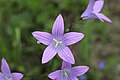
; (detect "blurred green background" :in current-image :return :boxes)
[0,0,120,80]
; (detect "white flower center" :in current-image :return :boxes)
[53,38,62,48]
[62,69,70,78]
[5,75,12,80]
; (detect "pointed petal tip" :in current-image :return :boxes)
[2,58,7,64]
[31,31,38,35]
[52,13,64,37]
[12,73,24,80]
[48,73,54,79]
[48,70,61,79]
[82,66,89,73]
[42,57,51,64]
[48,74,51,79]
[42,59,48,64]
[17,73,24,78]
[31,32,36,36]
[108,20,112,23]
[63,32,85,45]
[1,57,11,74]
[72,66,89,76]
[86,66,89,71]
[21,74,24,77]
[58,46,75,64]
[57,13,63,20]
[102,19,112,23]
[2,58,5,62]
[42,45,57,64]
[80,33,85,38]
[58,13,62,17]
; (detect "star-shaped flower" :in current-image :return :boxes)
[48,61,89,80]
[0,58,23,80]
[81,0,112,23]
[32,14,84,64]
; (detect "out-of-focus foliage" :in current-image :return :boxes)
[0,0,120,80]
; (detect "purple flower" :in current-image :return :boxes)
[0,58,23,80]
[81,0,112,23]
[98,60,105,69]
[32,14,84,64]
[48,61,89,80]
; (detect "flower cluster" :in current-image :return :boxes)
[1,0,112,80]
[31,0,111,80]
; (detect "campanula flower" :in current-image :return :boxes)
[48,61,89,80]
[98,60,105,69]
[81,0,112,23]
[0,58,23,80]
[32,14,84,64]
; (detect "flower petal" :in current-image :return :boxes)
[52,14,64,39]
[1,58,11,74]
[72,77,79,80]
[81,0,95,17]
[61,61,71,69]
[58,45,75,64]
[32,31,52,45]
[0,72,4,79]
[82,13,97,20]
[42,45,57,64]
[72,66,89,76]
[12,73,23,80]
[48,70,61,79]
[93,0,104,13]
[63,32,84,46]
[94,13,112,23]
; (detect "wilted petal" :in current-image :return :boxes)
[58,45,75,64]
[61,61,71,69]
[81,0,95,17]
[42,45,57,64]
[52,14,64,39]
[0,72,4,79]
[48,70,61,79]
[63,32,84,46]
[93,0,104,13]
[32,31,52,45]
[1,58,11,74]
[12,73,23,80]
[94,13,112,23]
[72,66,89,76]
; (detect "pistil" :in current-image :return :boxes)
[53,38,62,48]
[62,69,70,78]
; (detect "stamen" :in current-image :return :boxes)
[62,69,70,78]
[5,75,12,80]
[53,38,57,42]
[63,70,68,76]
[53,38,62,48]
